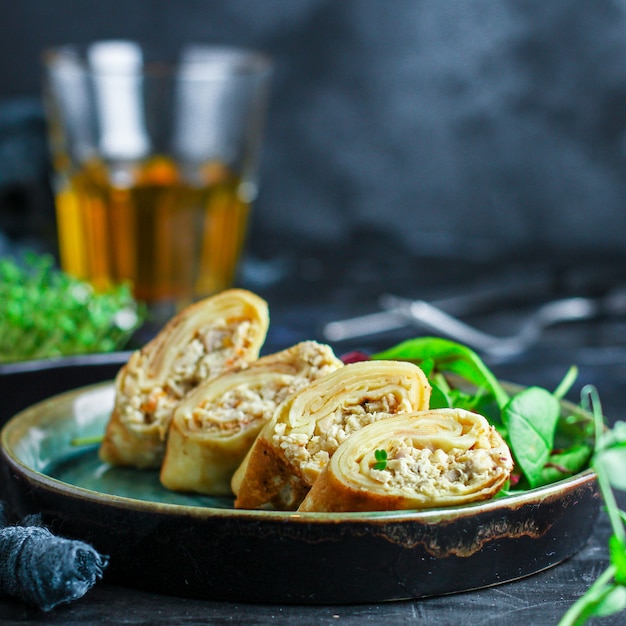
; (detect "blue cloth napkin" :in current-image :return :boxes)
[0,503,108,611]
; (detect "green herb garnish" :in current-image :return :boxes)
[71,435,106,447]
[373,449,388,471]
[0,252,145,363]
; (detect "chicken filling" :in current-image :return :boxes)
[187,377,295,435]
[119,319,253,433]
[183,342,342,435]
[273,391,406,484]
[368,437,506,497]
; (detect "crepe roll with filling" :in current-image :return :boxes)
[298,408,513,512]
[99,289,269,469]
[160,341,344,495]
[232,360,431,510]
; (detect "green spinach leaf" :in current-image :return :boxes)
[373,336,510,409]
[538,443,593,487]
[503,386,560,488]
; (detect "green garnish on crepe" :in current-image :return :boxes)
[372,449,388,471]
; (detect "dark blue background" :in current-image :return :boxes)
[1,0,625,261]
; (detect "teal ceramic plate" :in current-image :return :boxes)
[0,381,600,604]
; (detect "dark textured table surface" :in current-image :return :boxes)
[1,239,626,625]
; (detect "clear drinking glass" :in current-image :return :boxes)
[43,41,272,324]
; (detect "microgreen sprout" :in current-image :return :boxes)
[373,449,388,471]
[71,435,106,447]
[0,252,145,363]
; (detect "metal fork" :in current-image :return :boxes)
[323,290,626,357]
[380,294,600,357]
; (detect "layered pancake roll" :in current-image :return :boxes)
[232,360,431,510]
[160,341,344,495]
[99,289,269,469]
[298,408,513,513]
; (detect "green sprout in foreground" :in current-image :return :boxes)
[559,386,626,625]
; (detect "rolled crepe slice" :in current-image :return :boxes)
[99,289,269,468]
[298,408,513,513]
[160,341,344,495]
[232,360,431,510]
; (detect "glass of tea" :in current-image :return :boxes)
[42,41,272,326]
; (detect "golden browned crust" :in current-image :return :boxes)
[298,464,409,512]
[232,436,308,509]
[161,418,262,496]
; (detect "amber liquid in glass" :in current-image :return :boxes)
[55,156,250,305]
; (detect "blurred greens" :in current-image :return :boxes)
[0,252,145,363]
